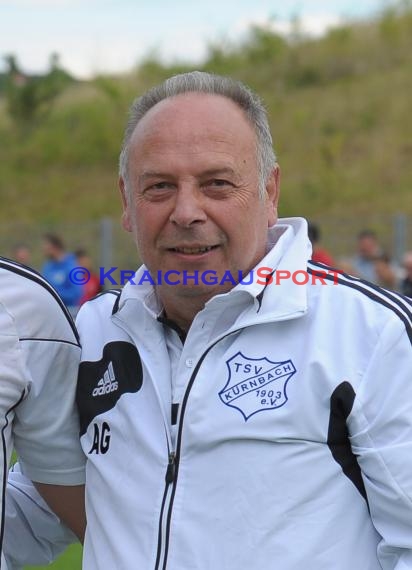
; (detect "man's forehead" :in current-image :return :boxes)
[144,91,242,117]
[130,92,252,143]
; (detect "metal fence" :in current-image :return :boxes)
[0,218,138,288]
[1,213,411,288]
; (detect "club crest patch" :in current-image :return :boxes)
[219,352,296,421]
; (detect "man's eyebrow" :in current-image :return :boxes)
[198,167,238,179]
[138,167,238,184]
[138,171,170,184]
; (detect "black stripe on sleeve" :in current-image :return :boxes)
[112,291,121,315]
[327,382,368,503]
[307,263,412,345]
[19,337,81,348]
[309,259,412,310]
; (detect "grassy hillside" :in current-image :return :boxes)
[1,3,412,226]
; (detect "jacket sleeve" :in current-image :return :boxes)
[12,306,85,486]
[348,314,412,569]
[3,464,78,569]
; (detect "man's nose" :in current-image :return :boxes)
[169,185,207,227]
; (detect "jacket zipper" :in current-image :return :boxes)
[154,447,175,569]
[155,331,238,570]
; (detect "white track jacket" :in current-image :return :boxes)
[74,218,412,570]
[6,219,411,569]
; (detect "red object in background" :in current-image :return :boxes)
[80,272,102,305]
[312,248,335,266]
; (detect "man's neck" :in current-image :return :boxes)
[160,298,204,332]
[157,289,216,332]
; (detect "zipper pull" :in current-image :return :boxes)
[165,452,176,484]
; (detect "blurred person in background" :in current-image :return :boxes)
[75,248,102,304]
[12,243,32,267]
[351,229,396,289]
[400,252,412,297]
[307,221,335,266]
[42,233,82,315]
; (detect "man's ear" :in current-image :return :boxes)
[119,177,132,233]
[265,165,281,227]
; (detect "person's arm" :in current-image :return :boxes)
[374,257,397,289]
[13,336,87,540]
[11,282,87,547]
[348,312,412,568]
[33,482,86,542]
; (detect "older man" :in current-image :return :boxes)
[6,72,412,569]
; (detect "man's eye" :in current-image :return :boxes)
[148,182,172,191]
[142,181,175,200]
[208,179,231,187]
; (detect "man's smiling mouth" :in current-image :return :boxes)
[169,245,219,254]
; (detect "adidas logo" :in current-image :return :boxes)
[92,361,119,397]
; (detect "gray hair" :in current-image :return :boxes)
[119,71,277,198]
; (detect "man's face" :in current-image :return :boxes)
[403,255,412,279]
[43,240,58,261]
[120,93,279,309]
[358,236,378,259]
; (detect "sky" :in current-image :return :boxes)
[0,0,397,79]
